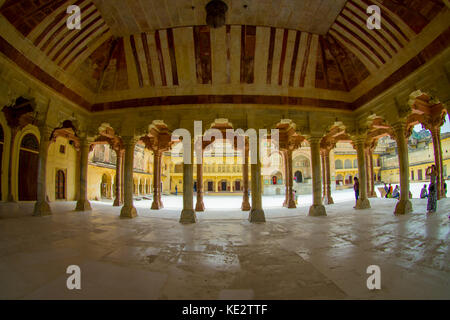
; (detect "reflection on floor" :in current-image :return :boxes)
[0,197,448,300]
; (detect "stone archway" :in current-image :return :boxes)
[101,174,111,198]
[55,169,66,200]
[18,133,39,201]
[294,170,303,183]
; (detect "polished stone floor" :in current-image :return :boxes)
[0,197,449,300]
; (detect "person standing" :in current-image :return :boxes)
[175,185,178,196]
[353,177,359,208]
[383,183,389,198]
[426,165,438,213]
[386,183,393,198]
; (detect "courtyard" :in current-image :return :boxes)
[0,192,448,300]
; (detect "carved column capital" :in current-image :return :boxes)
[38,125,54,142]
[351,135,366,149]
[307,136,322,145]
[121,135,139,147]
[391,120,409,141]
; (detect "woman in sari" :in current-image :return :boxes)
[426,165,438,213]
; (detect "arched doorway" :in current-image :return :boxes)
[0,125,3,200]
[19,133,39,201]
[271,171,282,185]
[345,174,353,185]
[234,180,241,191]
[294,170,303,183]
[219,180,228,192]
[55,170,66,200]
[101,174,110,198]
[293,155,311,181]
[207,181,214,192]
[344,159,352,169]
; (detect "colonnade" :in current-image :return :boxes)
[2,117,445,221]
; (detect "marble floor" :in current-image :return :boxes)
[0,197,449,300]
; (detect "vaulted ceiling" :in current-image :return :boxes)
[92,0,348,36]
[0,0,448,112]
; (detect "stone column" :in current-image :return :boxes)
[6,127,18,202]
[393,122,412,215]
[151,150,163,209]
[368,149,377,198]
[323,149,334,205]
[195,151,205,211]
[75,137,92,211]
[180,139,196,223]
[354,138,371,209]
[308,137,326,216]
[364,149,371,197]
[321,152,326,198]
[241,141,251,211]
[430,127,445,199]
[249,135,265,222]
[282,150,289,207]
[120,154,125,202]
[120,136,137,218]
[113,149,123,206]
[33,126,52,216]
[287,149,296,208]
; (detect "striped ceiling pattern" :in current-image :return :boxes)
[0,0,446,97]
[91,0,347,36]
[0,0,111,70]
[77,24,373,93]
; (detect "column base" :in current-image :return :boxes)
[151,200,163,210]
[323,196,334,205]
[3,201,19,210]
[368,191,377,198]
[120,205,137,218]
[179,209,197,224]
[7,194,16,203]
[355,198,371,210]
[195,200,205,212]
[394,199,412,215]
[112,198,122,207]
[248,208,266,223]
[33,201,52,216]
[308,204,327,217]
[241,200,251,211]
[75,200,92,211]
[287,199,296,209]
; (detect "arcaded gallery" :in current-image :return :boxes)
[0,0,449,301]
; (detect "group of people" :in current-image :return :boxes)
[353,164,445,214]
[382,183,401,199]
